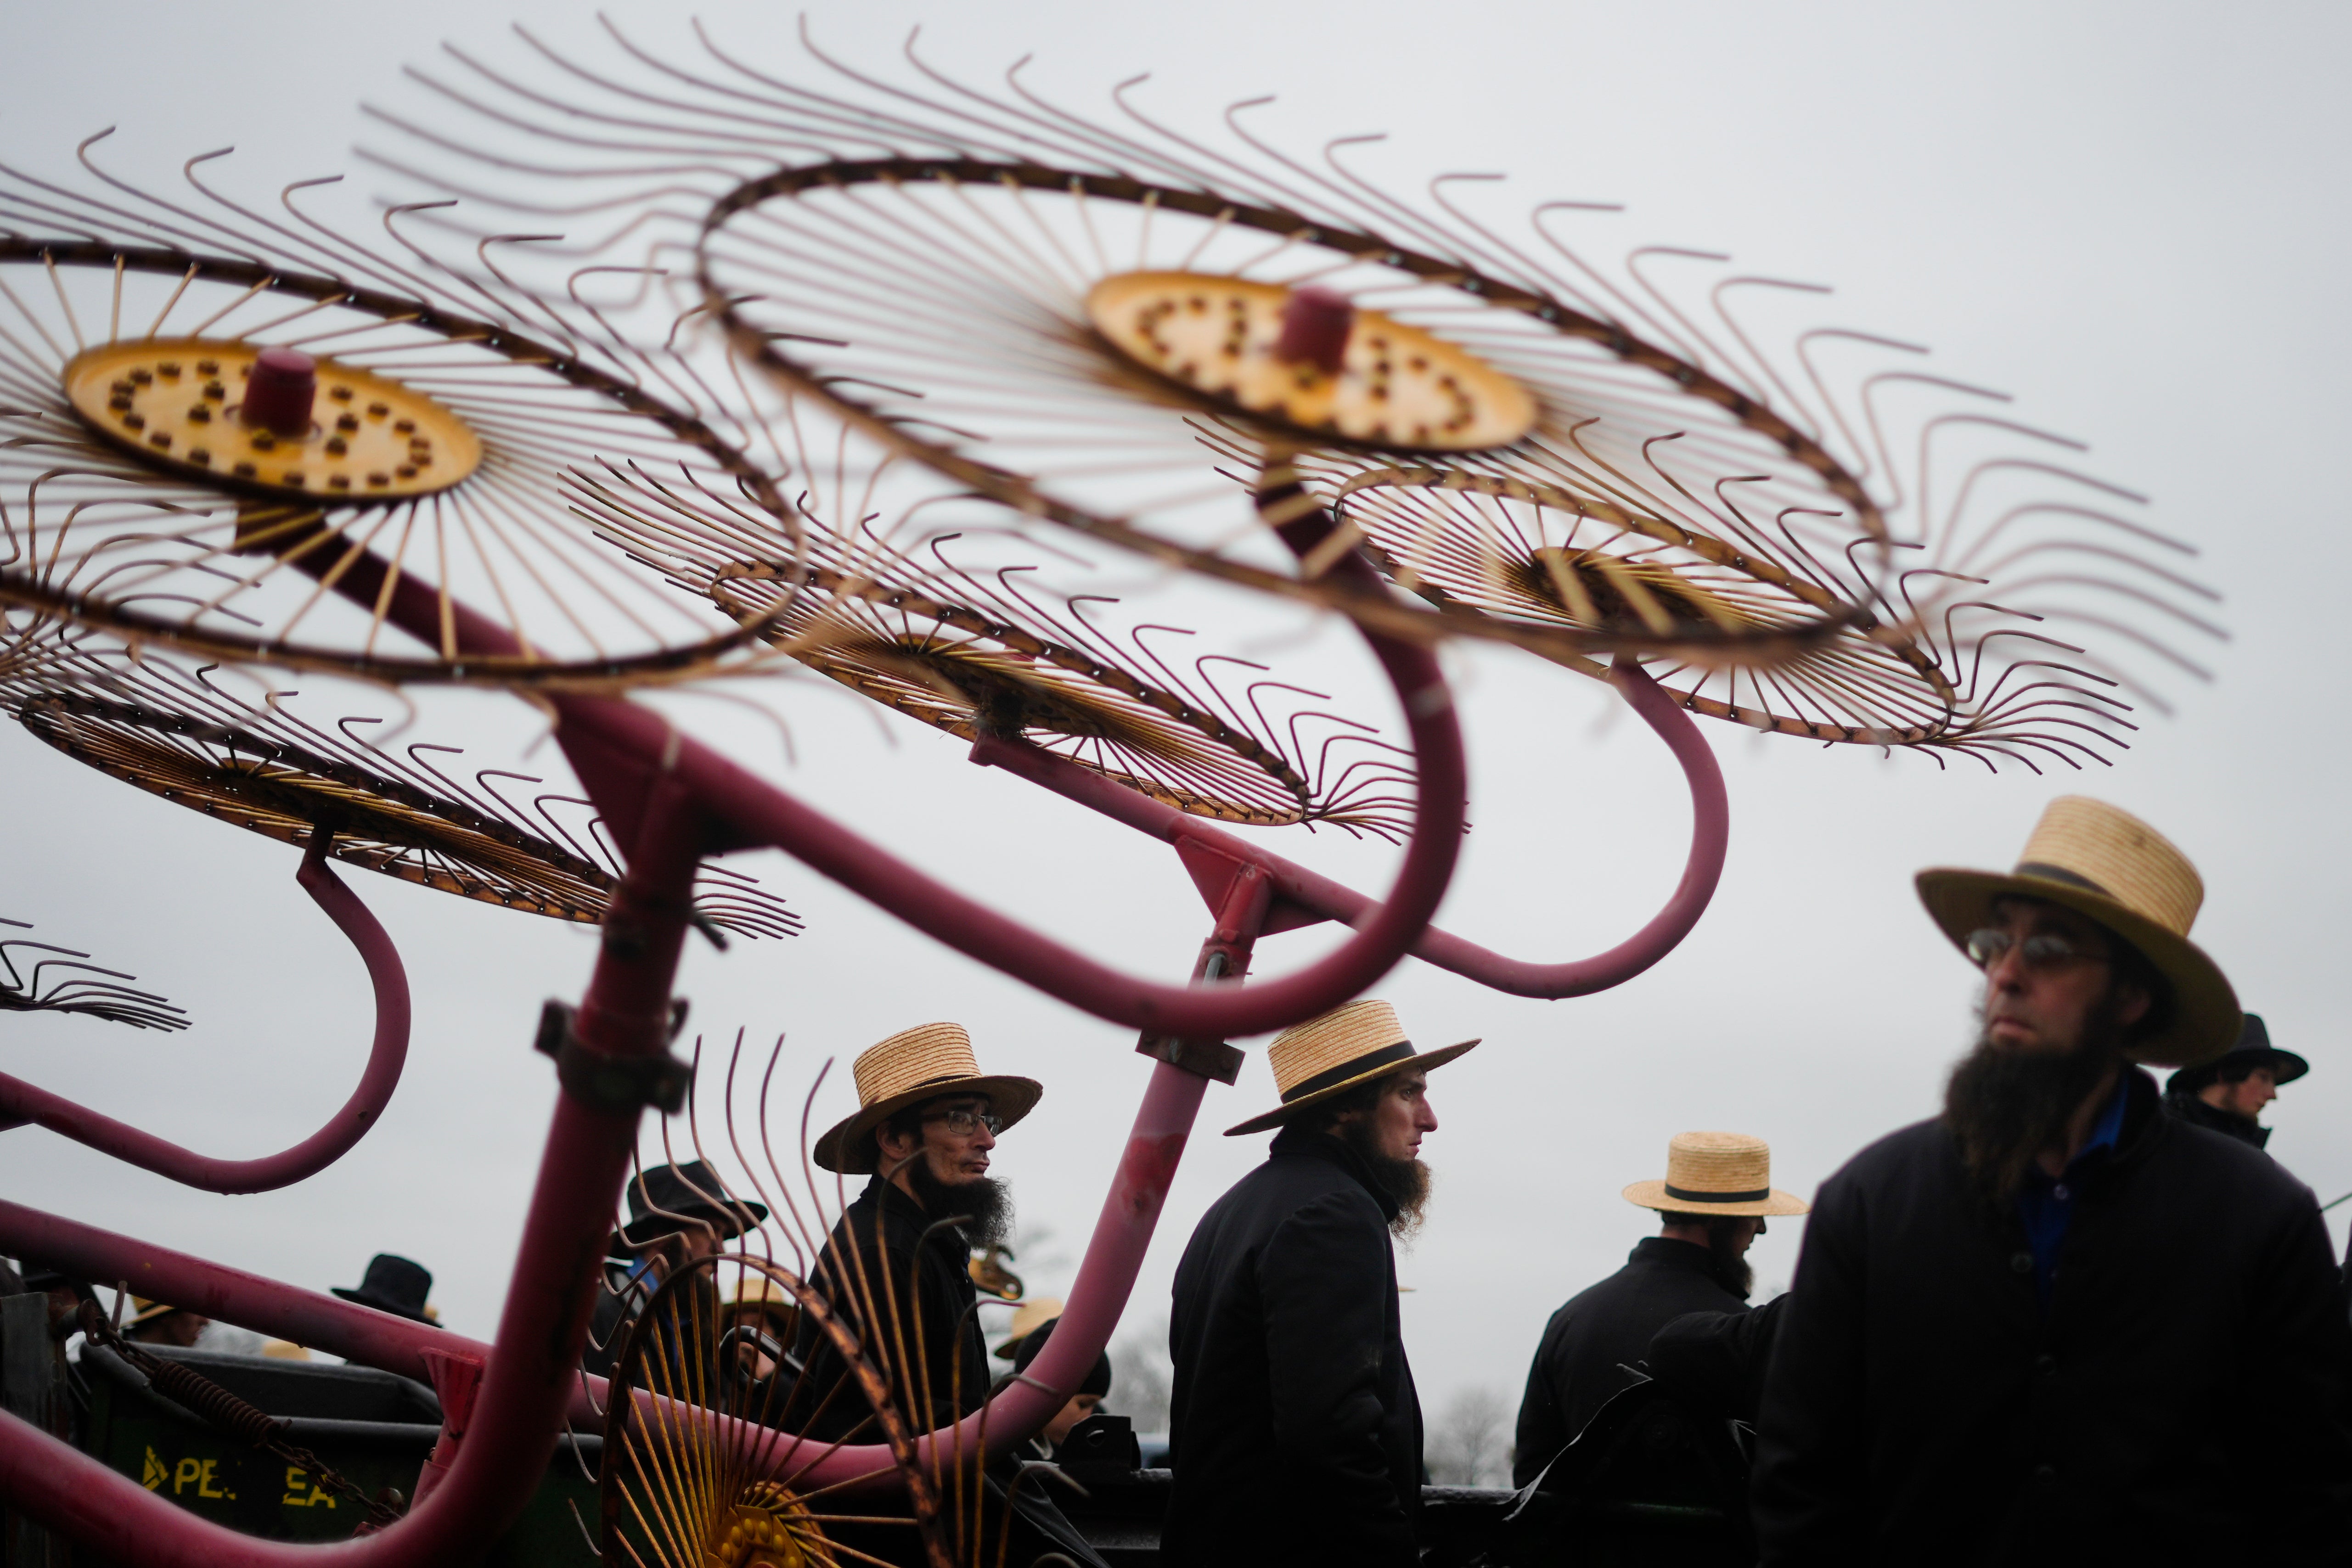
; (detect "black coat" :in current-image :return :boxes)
[1512,1236,1749,1486]
[1645,1292,1787,1426]
[1752,1068,2352,1566]
[2164,1089,2270,1150]
[1165,1125,1422,1568]
[791,1175,989,1442]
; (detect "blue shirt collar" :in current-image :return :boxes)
[2080,1072,2129,1163]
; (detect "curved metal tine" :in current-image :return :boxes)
[720,1033,807,1277]
[1708,275,1837,437]
[670,1051,783,1280]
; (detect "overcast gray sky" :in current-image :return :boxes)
[6,0,2350,1433]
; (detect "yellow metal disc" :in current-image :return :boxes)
[62,338,482,502]
[1085,271,1536,451]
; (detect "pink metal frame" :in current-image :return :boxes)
[0,493,1730,1556]
[0,835,411,1192]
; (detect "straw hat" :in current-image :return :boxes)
[1224,1000,1477,1137]
[991,1295,1065,1361]
[1623,1131,1808,1218]
[1915,796,2240,1067]
[125,1296,190,1331]
[813,1023,1043,1174]
[727,1275,802,1332]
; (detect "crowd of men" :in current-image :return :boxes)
[592,793,2352,1565]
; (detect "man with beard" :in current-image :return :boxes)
[792,1023,1037,1443]
[1510,1131,1806,1485]
[2163,1013,2308,1152]
[1753,797,2352,1563]
[1164,999,1471,1568]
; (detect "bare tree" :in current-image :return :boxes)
[1425,1385,1513,1488]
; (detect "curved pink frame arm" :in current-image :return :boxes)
[0,1056,1210,1501]
[315,546,1474,1038]
[0,841,412,1192]
[550,682,1462,1035]
[0,779,716,1567]
[0,1199,463,1382]
[975,655,1730,998]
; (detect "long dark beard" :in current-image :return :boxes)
[904,1154,1015,1248]
[1708,1225,1755,1298]
[1944,992,2127,1203]
[1337,1119,1432,1240]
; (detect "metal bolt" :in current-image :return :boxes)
[242,346,318,438]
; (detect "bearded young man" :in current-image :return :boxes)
[793,1023,1038,1442]
[1752,798,2352,1565]
[1163,1000,1470,1568]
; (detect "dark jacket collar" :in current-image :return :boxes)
[1270,1123,1403,1222]
[2104,1066,2170,1170]
[856,1173,971,1249]
[2163,1089,2270,1150]
[1628,1235,1749,1299]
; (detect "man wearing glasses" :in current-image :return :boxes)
[795,1023,1042,1441]
[1752,798,2352,1561]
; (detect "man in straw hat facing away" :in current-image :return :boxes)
[1163,999,1472,1568]
[792,1022,1041,1442]
[1753,797,2352,1562]
[1511,1131,1805,1485]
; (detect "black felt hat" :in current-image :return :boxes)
[613,1161,768,1249]
[330,1254,437,1324]
[2165,1013,2308,1097]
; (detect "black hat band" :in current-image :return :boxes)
[1663,1183,1773,1204]
[2013,862,2109,896]
[1281,1040,1417,1103]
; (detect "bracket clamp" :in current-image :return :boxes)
[1135,1032,1244,1085]
[535,1000,692,1115]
